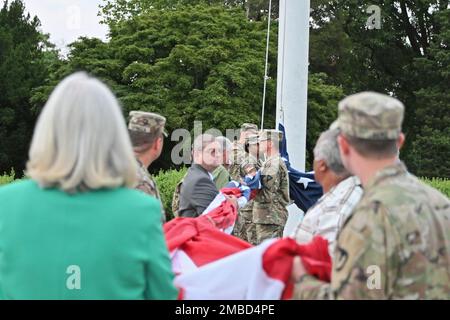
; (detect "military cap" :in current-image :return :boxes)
[246,134,259,145]
[241,123,258,133]
[334,92,404,140]
[128,111,168,137]
[258,129,283,142]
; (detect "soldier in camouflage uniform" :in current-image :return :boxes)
[252,130,290,245]
[228,123,258,182]
[292,92,450,299]
[171,171,188,217]
[235,134,261,244]
[128,111,168,223]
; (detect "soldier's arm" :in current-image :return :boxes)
[292,275,333,300]
[328,202,400,299]
[293,202,399,300]
[240,155,257,177]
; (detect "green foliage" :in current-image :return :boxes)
[32,3,347,172]
[0,0,59,173]
[309,0,450,178]
[99,0,278,26]
[404,8,450,178]
[422,178,450,199]
[404,127,450,179]
[32,4,280,170]
[0,169,16,186]
[5,0,448,179]
[154,167,188,220]
[306,73,345,169]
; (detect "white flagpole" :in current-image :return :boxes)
[276,0,310,172]
[276,0,311,236]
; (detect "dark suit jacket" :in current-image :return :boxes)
[178,164,219,217]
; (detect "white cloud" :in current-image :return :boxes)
[20,0,109,52]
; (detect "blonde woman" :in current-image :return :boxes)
[0,72,178,300]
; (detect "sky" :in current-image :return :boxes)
[20,0,109,53]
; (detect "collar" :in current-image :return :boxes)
[365,161,408,191]
[265,153,281,163]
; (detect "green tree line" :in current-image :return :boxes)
[0,0,448,177]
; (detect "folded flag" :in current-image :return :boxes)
[222,181,251,208]
[175,236,332,300]
[164,186,251,275]
[164,216,252,275]
[223,181,248,194]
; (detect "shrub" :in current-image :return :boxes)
[421,178,450,199]
[0,169,16,186]
[154,167,188,221]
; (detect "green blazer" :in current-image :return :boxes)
[0,180,178,300]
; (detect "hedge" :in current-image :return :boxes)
[154,167,188,221]
[420,178,450,200]
[0,169,16,186]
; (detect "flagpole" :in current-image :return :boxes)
[276,0,311,237]
[276,0,310,172]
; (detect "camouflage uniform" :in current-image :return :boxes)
[253,130,290,245]
[171,172,188,217]
[128,111,168,223]
[136,159,166,223]
[229,142,246,182]
[228,123,258,181]
[234,134,261,244]
[293,92,450,300]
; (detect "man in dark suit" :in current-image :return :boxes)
[179,134,237,217]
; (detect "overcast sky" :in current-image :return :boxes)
[20,0,109,53]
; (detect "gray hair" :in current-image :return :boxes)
[313,129,349,177]
[26,72,137,192]
[215,136,233,153]
[193,133,217,152]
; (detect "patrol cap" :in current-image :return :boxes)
[128,111,168,137]
[241,123,258,133]
[258,129,283,143]
[334,92,404,140]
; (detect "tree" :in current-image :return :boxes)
[99,0,278,26]
[33,3,344,172]
[309,0,450,177]
[0,0,58,174]
[33,4,279,171]
[305,73,344,169]
[404,8,450,177]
